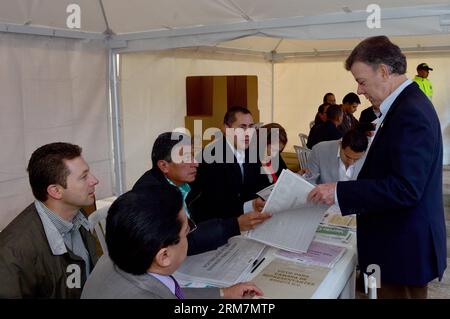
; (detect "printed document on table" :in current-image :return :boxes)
[275,241,346,268]
[174,237,266,287]
[247,169,327,253]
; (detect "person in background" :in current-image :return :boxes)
[323,92,336,105]
[258,123,288,187]
[132,132,270,256]
[413,63,434,100]
[0,142,99,298]
[81,189,263,299]
[338,92,361,135]
[306,129,368,184]
[308,36,446,299]
[190,106,269,223]
[306,104,343,149]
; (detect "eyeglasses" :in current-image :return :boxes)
[187,217,197,234]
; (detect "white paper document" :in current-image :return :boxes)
[247,169,327,253]
[256,184,275,201]
[174,237,266,287]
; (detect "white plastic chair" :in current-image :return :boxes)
[88,205,110,255]
[298,133,308,148]
[293,145,311,171]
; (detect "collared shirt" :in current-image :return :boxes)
[337,146,355,182]
[225,138,245,178]
[335,79,413,207]
[35,200,91,275]
[224,138,254,213]
[165,177,192,218]
[147,272,175,296]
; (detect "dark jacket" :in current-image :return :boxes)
[306,121,343,149]
[0,204,98,298]
[189,138,262,222]
[359,106,378,124]
[338,112,359,135]
[337,82,447,285]
[132,168,240,256]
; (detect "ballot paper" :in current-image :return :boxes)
[174,237,266,287]
[250,257,330,299]
[256,183,275,201]
[314,225,353,245]
[247,169,327,253]
[275,241,346,268]
[321,204,356,230]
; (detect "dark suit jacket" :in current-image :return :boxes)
[190,138,262,223]
[337,82,447,285]
[338,112,359,135]
[132,168,240,256]
[359,106,378,124]
[306,121,343,149]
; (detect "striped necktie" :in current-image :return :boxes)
[171,275,185,299]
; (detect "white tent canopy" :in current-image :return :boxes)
[1,0,450,54]
[1,0,450,230]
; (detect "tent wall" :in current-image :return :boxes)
[275,55,450,165]
[0,33,113,231]
[120,52,272,190]
[120,50,449,192]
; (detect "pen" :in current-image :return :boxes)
[250,257,265,273]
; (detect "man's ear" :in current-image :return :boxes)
[157,160,170,174]
[154,247,171,268]
[379,64,391,79]
[47,184,63,200]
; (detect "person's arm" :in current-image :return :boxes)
[306,146,321,184]
[187,217,240,256]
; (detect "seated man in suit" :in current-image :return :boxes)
[190,106,269,223]
[306,129,368,184]
[81,189,263,299]
[0,142,99,298]
[306,104,343,149]
[132,132,270,256]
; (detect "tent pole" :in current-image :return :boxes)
[109,49,125,195]
[271,58,275,123]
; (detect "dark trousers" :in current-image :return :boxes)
[356,271,428,299]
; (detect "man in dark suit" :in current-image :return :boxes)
[306,104,343,149]
[338,92,360,135]
[132,132,270,256]
[308,36,447,298]
[191,106,269,223]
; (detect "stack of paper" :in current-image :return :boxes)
[247,169,328,253]
[174,237,266,287]
[250,258,330,299]
[321,205,356,230]
[314,225,353,244]
[275,241,346,268]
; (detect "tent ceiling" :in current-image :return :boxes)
[1,0,450,54]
